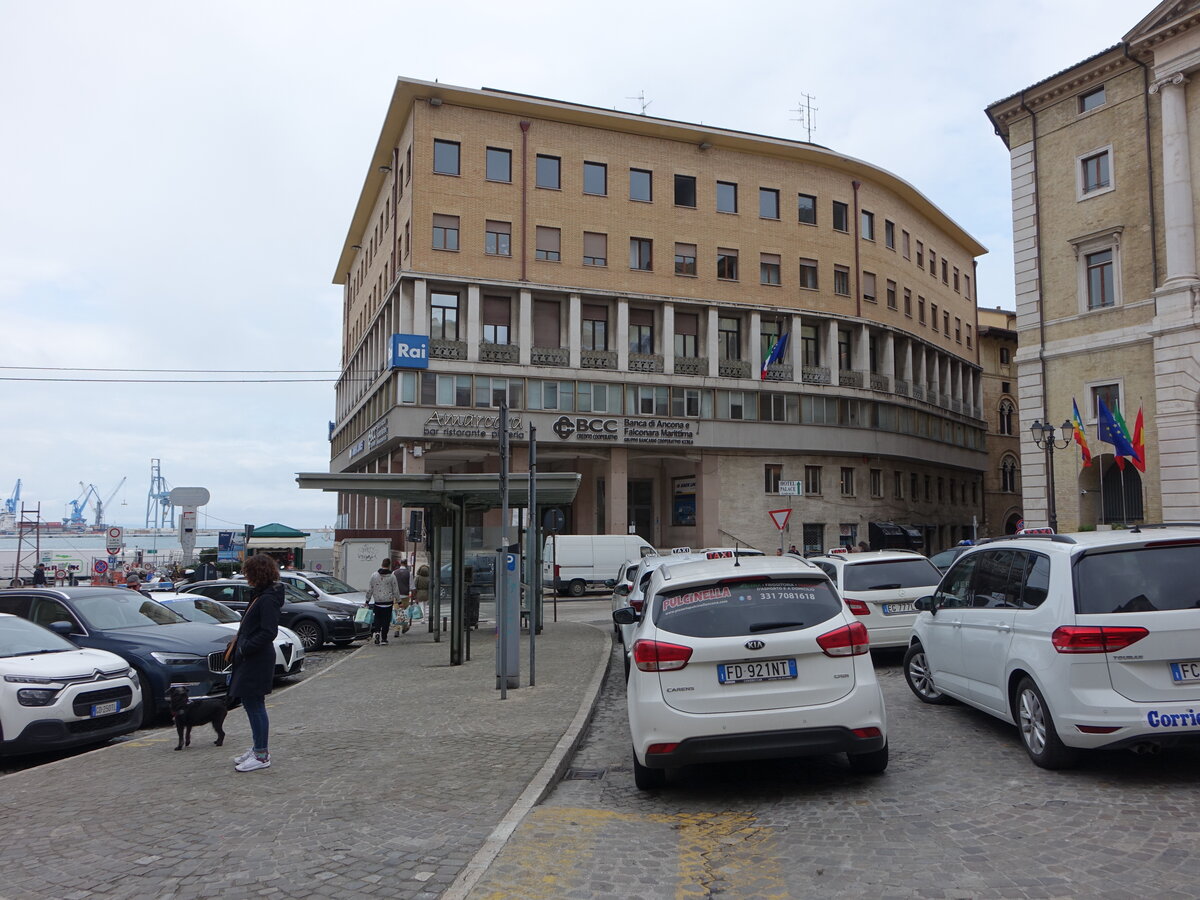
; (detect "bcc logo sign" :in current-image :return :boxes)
[553,415,617,440]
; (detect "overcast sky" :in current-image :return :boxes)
[0,0,1147,529]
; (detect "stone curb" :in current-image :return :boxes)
[441,623,613,900]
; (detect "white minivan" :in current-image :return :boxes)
[543,534,657,596]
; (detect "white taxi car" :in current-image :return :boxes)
[903,527,1200,768]
[0,613,142,756]
[614,554,887,789]
[807,550,942,649]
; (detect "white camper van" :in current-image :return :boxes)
[543,534,657,596]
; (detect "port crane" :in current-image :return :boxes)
[3,480,19,516]
[65,478,127,528]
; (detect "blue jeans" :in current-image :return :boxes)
[242,695,269,753]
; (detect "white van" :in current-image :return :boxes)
[543,534,657,596]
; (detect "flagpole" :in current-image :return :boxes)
[1096,424,1106,526]
[1118,461,1127,527]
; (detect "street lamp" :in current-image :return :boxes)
[1029,418,1073,532]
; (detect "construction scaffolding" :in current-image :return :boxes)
[15,504,41,585]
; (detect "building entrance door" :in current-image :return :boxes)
[628,480,654,543]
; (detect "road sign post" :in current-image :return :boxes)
[769,508,792,556]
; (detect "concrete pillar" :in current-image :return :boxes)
[616,299,629,371]
[882,332,895,387]
[1151,74,1199,286]
[749,311,762,373]
[790,314,804,381]
[662,302,675,375]
[825,321,840,385]
[413,279,428,337]
[853,324,870,374]
[706,307,719,377]
[466,284,481,362]
[568,293,582,368]
[518,288,533,365]
[606,448,628,535]
[902,339,913,385]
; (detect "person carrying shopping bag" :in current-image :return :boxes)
[366,559,402,645]
[391,559,413,637]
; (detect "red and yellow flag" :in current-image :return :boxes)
[1131,406,1146,473]
[1071,399,1092,467]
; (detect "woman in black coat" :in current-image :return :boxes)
[229,553,284,772]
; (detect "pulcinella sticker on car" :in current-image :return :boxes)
[661,586,732,611]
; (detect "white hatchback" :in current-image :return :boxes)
[808,550,943,649]
[0,613,142,756]
[904,527,1200,768]
[614,555,887,789]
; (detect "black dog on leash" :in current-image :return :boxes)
[168,685,227,751]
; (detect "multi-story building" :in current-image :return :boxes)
[331,78,987,554]
[985,2,1200,529]
[977,308,1021,536]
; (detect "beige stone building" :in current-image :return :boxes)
[331,78,987,555]
[977,308,1022,536]
[986,1,1200,531]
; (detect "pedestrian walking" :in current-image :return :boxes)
[32,564,46,586]
[229,553,284,772]
[366,559,402,644]
[401,563,429,637]
[392,559,413,637]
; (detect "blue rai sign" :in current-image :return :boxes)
[391,334,429,369]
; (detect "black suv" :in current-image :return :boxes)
[179,580,371,651]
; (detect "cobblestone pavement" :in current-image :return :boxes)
[471,645,1200,900]
[0,620,610,900]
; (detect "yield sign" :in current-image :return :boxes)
[768,508,792,531]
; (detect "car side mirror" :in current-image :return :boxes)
[612,607,639,626]
[604,579,615,588]
[914,595,935,614]
[615,583,631,596]
[49,621,76,636]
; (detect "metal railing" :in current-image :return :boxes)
[628,353,664,373]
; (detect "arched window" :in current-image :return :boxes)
[1000,456,1018,493]
[998,400,1014,436]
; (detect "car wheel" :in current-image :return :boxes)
[632,747,666,790]
[1016,677,1080,770]
[623,650,631,682]
[847,743,889,774]
[290,619,323,652]
[903,643,952,705]
[567,579,586,597]
[133,669,157,728]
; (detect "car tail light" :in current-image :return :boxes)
[1076,725,1121,734]
[816,621,870,657]
[630,596,645,613]
[1051,625,1149,654]
[632,639,693,672]
[647,742,679,755]
[844,597,870,616]
[554,564,561,580]
[852,727,881,739]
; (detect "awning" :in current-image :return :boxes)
[295,472,581,510]
[247,537,307,549]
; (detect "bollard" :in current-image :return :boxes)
[442,615,449,633]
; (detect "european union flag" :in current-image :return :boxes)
[1097,398,1138,458]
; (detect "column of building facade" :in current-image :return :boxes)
[518,289,533,365]
[465,284,481,361]
[749,311,762,373]
[662,302,675,375]
[568,293,582,368]
[853,324,870,379]
[882,332,895,391]
[607,447,629,535]
[823,320,840,385]
[616,299,630,370]
[900,338,913,393]
[789,313,804,380]
[413,279,428,344]
[928,348,941,400]
[1151,73,1199,285]
[706,308,720,377]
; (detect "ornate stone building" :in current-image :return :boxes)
[986,1,1200,529]
[978,308,1021,536]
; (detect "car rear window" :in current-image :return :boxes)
[842,558,941,592]
[1075,543,1200,614]
[652,578,842,638]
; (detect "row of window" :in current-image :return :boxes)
[428,138,973,297]
[763,463,981,505]
[428,289,974,357]
[402,372,984,449]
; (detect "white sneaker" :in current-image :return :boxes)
[235,753,271,772]
[232,748,254,764]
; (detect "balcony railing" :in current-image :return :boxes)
[894,379,910,397]
[763,363,793,382]
[718,358,751,379]
[951,398,963,414]
[939,393,950,408]
[479,342,519,364]
[912,385,925,401]
[531,346,568,366]
[839,370,863,389]
[674,355,705,376]
[869,373,890,392]
[629,353,664,374]
[581,349,617,369]
[802,365,831,385]
[430,339,466,361]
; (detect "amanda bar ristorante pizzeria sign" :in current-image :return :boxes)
[419,411,695,446]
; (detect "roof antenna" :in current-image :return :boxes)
[734,539,741,567]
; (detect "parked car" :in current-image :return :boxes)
[807,550,943,649]
[0,612,142,756]
[543,534,657,596]
[178,580,370,652]
[151,592,305,679]
[278,571,367,608]
[438,553,497,595]
[903,527,1200,769]
[928,544,973,574]
[613,554,887,789]
[0,586,233,727]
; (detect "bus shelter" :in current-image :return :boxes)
[295,472,580,666]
